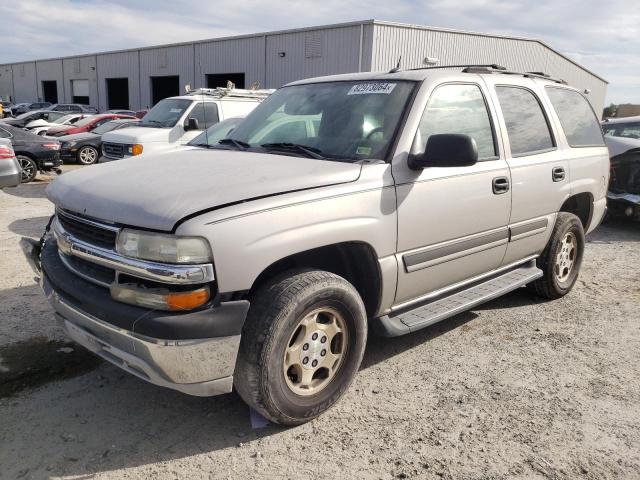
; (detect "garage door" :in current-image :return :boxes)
[71,79,89,105]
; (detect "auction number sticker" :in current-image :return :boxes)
[347,83,397,95]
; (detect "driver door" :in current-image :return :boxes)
[392,80,512,307]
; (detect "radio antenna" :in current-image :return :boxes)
[389,55,402,73]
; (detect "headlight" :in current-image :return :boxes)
[111,284,210,311]
[127,144,143,156]
[116,229,212,264]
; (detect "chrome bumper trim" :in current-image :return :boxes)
[52,217,215,285]
[42,275,238,397]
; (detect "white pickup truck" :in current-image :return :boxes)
[101,87,272,160]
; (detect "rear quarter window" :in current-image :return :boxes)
[545,87,604,147]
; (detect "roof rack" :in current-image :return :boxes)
[395,63,568,85]
[185,87,274,99]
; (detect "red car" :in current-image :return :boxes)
[46,114,135,137]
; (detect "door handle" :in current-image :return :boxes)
[552,167,566,182]
[492,176,510,194]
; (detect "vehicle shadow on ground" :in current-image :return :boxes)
[8,215,51,238]
[1,182,49,199]
[589,218,640,243]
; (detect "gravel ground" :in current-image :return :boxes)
[0,171,639,479]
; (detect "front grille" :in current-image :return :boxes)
[103,142,124,158]
[60,252,116,286]
[57,211,117,249]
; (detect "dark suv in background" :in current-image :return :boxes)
[10,102,52,116]
[49,104,99,114]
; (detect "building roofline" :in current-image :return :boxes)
[0,18,607,84]
[371,20,608,84]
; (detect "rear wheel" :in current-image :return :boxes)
[529,212,585,299]
[77,146,99,165]
[234,270,367,426]
[17,155,37,183]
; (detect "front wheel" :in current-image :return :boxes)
[234,270,367,426]
[77,146,99,165]
[17,155,37,183]
[529,212,585,299]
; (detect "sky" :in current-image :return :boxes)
[1,0,638,105]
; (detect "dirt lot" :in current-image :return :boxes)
[1,169,639,479]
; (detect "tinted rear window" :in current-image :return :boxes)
[545,87,604,147]
[495,86,554,156]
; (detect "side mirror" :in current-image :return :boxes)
[184,117,199,131]
[408,134,478,170]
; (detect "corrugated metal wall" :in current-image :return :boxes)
[195,36,266,89]
[265,25,364,88]
[36,59,64,102]
[139,45,194,108]
[97,51,141,111]
[12,62,37,101]
[0,65,13,101]
[0,21,606,113]
[61,55,98,105]
[370,24,606,112]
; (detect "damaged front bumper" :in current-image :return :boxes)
[24,236,250,397]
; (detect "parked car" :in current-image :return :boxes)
[0,124,61,182]
[46,113,135,137]
[25,113,91,136]
[31,66,608,426]
[101,87,272,160]
[49,104,99,114]
[10,101,52,116]
[59,118,140,165]
[0,138,21,188]
[602,115,640,140]
[605,135,640,220]
[134,109,148,119]
[0,109,65,128]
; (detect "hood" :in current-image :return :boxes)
[605,136,640,158]
[102,126,170,144]
[46,149,362,231]
[25,119,50,128]
[48,125,74,134]
[58,132,99,142]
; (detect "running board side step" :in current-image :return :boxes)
[372,262,543,337]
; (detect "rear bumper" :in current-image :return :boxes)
[0,157,21,188]
[39,239,250,397]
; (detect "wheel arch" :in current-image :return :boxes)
[559,192,593,231]
[248,241,383,318]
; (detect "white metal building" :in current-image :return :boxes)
[0,20,608,112]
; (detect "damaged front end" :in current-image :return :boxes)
[606,137,640,220]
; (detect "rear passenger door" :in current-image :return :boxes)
[482,76,569,265]
[393,80,512,306]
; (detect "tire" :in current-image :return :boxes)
[234,270,368,426]
[529,212,585,299]
[77,146,99,165]
[17,155,37,183]
[38,131,46,136]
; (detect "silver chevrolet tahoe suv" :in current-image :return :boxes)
[31,65,608,425]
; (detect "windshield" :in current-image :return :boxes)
[92,121,131,135]
[53,114,77,124]
[221,81,415,161]
[603,122,640,140]
[189,118,244,147]
[139,99,191,128]
[15,110,36,119]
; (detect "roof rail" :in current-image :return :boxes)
[392,63,568,85]
[186,87,274,99]
[403,63,507,73]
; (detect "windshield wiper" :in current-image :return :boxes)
[219,138,250,150]
[260,142,326,160]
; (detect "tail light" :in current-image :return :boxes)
[42,142,61,151]
[0,144,15,159]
